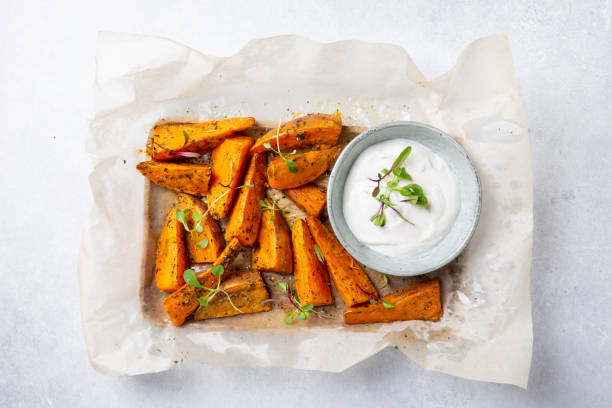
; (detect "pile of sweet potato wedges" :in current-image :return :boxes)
[137,113,442,327]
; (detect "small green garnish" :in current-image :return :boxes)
[275,281,326,325]
[176,208,208,246]
[182,130,189,144]
[259,199,280,221]
[368,146,428,227]
[379,274,389,288]
[382,300,395,309]
[313,244,324,263]
[263,119,298,173]
[183,265,243,313]
[183,269,202,288]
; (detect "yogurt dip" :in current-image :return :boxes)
[342,138,459,256]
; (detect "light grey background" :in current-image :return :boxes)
[1,1,611,406]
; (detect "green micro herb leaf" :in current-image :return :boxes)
[196,238,209,248]
[380,273,389,288]
[187,264,242,314]
[392,167,412,180]
[285,159,298,174]
[175,209,189,229]
[210,265,224,277]
[368,145,430,227]
[182,130,189,144]
[183,269,201,288]
[284,311,294,325]
[314,244,324,263]
[275,282,329,325]
[392,146,412,169]
[259,199,280,221]
[301,303,314,312]
[370,299,378,304]
[382,300,395,309]
[263,118,299,173]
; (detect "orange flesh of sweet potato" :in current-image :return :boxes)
[136,161,211,195]
[283,184,327,217]
[266,146,341,190]
[292,219,333,306]
[305,216,377,307]
[225,153,267,246]
[250,113,342,155]
[162,238,242,326]
[206,136,254,219]
[343,280,443,324]
[155,208,189,292]
[251,199,293,274]
[148,117,256,161]
[176,193,225,263]
[193,269,271,320]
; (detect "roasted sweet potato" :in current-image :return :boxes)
[292,219,333,306]
[155,208,189,292]
[148,117,255,161]
[136,161,211,195]
[194,269,271,320]
[284,184,327,217]
[176,193,225,263]
[251,199,293,274]
[225,153,266,246]
[162,238,242,326]
[250,113,342,155]
[343,280,443,324]
[267,146,341,190]
[206,136,254,219]
[305,216,377,307]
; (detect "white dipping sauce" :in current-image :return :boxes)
[343,139,459,256]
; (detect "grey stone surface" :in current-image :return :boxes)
[1,1,610,406]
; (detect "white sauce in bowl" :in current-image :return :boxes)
[342,138,460,256]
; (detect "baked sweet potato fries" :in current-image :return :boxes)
[136,113,442,327]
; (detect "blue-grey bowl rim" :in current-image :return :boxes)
[326,121,481,276]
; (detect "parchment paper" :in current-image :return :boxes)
[79,32,533,387]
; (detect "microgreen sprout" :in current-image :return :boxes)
[379,273,389,289]
[176,208,209,248]
[183,265,243,313]
[263,118,298,173]
[367,146,428,227]
[358,284,394,309]
[261,282,331,324]
[314,244,324,263]
[258,199,280,221]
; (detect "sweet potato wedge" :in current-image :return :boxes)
[284,184,327,217]
[305,216,377,307]
[267,146,341,190]
[136,161,211,195]
[292,219,333,306]
[162,238,242,326]
[148,117,256,161]
[176,193,225,263]
[155,208,189,292]
[251,199,293,274]
[250,113,342,155]
[343,280,443,324]
[194,269,271,320]
[225,153,267,246]
[206,136,254,219]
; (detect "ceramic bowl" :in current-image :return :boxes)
[327,121,481,276]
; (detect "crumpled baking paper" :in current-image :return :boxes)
[79,32,532,387]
